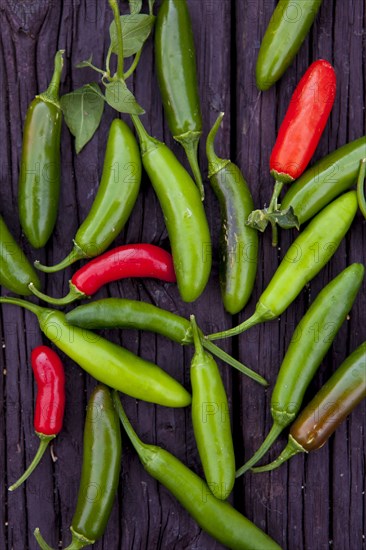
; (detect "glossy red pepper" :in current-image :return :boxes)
[9,346,65,491]
[248,60,336,245]
[29,244,176,305]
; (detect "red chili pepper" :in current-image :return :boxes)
[29,244,177,305]
[9,346,65,491]
[270,59,336,182]
[247,59,336,245]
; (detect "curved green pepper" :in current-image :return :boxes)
[34,385,122,549]
[113,393,282,550]
[18,51,64,248]
[35,119,141,273]
[206,113,258,314]
[256,0,322,90]
[131,115,212,303]
[236,263,364,476]
[0,216,40,294]
[0,297,191,408]
[208,191,358,341]
[155,0,203,198]
[252,341,366,472]
[281,136,366,225]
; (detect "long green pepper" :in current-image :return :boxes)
[0,297,191,408]
[155,0,204,198]
[113,393,282,550]
[208,192,358,341]
[34,385,122,549]
[35,119,141,273]
[190,316,235,500]
[281,136,366,225]
[236,263,364,476]
[131,115,212,303]
[18,50,64,248]
[206,113,258,314]
[65,298,268,386]
[252,342,366,473]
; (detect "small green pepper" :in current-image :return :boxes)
[34,385,122,549]
[0,297,191,408]
[206,113,258,314]
[236,263,364,476]
[0,216,41,295]
[18,51,64,248]
[208,192,358,341]
[256,0,323,90]
[155,0,203,198]
[131,115,212,303]
[113,393,282,550]
[190,316,235,500]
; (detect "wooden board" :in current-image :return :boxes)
[0,1,365,548]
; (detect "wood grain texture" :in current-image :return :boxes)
[0,0,365,548]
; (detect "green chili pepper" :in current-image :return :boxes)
[356,158,366,219]
[235,263,364,477]
[113,392,282,550]
[0,216,41,295]
[131,115,212,303]
[256,0,323,90]
[252,341,366,473]
[155,0,203,198]
[281,136,366,225]
[206,113,258,314]
[65,298,268,386]
[0,297,191,408]
[190,316,235,500]
[18,51,64,248]
[34,385,121,550]
[208,191,358,341]
[35,119,141,273]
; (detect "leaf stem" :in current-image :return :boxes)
[109,0,124,78]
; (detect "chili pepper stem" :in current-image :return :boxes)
[28,282,86,306]
[130,114,160,155]
[251,435,306,473]
[9,434,55,491]
[207,301,276,341]
[190,315,204,355]
[112,391,149,460]
[34,243,87,273]
[236,422,284,477]
[0,296,46,318]
[202,340,268,387]
[37,50,64,107]
[356,158,366,219]
[33,529,55,550]
[206,112,231,177]
[176,132,204,200]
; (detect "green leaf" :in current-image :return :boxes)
[246,207,300,232]
[75,55,94,69]
[128,0,142,14]
[105,80,145,114]
[109,14,155,58]
[60,83,105,154]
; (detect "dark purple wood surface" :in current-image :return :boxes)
[0,1,365,549]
